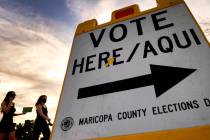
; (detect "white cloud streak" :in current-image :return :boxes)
[67,0,156,24]
[185,0,210,41]
[0,4,70,122]
[66,0,210,41]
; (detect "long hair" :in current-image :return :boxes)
[35,95,47,106]
[1,91,16,113]
[2,91,16,106]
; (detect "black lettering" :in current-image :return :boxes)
[72,58,84,75]
[158,36,173,53]
[113,48,124,65]
[89,28,106,48]
[177,102,182,111]
[98,52,110,69]
[84,118,88,125]
[190,28,201,45]
[143,41,158,58]
[168,104,174,112]
[95,116,99,123]
[130,17,146,35]
[99,115,103,122]
[204,98,210,107]
[127,43,140,62]
[104,114,108,121]
[88,117,91,124]
[192,100,199,108]
[127,111,132,119]
[173,103,178,111]
[131,110,137,118]
[157,106,163,114]
[108,114,113,121]
[122,112,127,119]
[162,105,168,113]
[173,31,191,48]
[180,102,187,110]
[151,10,174,31]
[85,54,96,72]
[186,100,194,109]
[117,112,122,120]
[79,118,84,125]
[110,24,127,42]
[152,107,158,115]
[137,110,141,117]
[142,108,146,116]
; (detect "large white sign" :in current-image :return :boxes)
[52,3,210,140]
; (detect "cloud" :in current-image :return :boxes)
[0,4,70,122]
[185,0,210,22]
[66,0,156,24]
[184,0,210,41]
[199,22,210,41]
[66,0,210,41]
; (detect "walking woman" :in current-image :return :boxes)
[33,95,51,140]
[0,91,26,140]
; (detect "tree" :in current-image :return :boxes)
[15,120,34,140]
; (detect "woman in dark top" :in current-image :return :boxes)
[0,91,25,140]
[33,95,51,140]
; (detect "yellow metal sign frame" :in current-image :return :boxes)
[92,125,210,140]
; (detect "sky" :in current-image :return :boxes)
[0,0,209,124]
